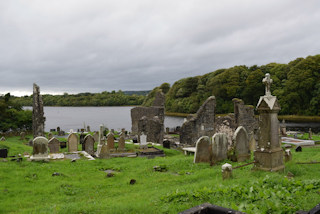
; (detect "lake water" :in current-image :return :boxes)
[25,106,185,132]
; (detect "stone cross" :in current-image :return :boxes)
[262,73,273,96]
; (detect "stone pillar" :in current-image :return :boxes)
[97,124,105,155]
[254,73,284,172]
[32,83,45,138]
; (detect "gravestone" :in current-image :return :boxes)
[84,134,95,155]
[140,133,148,149]
[99,144,109,158]
[233,126,250,162]
[0,148,8,158]
[163,139,171,149]
[106,132,115,151]
[249,133,256,152]
[212,133,228,163]
[166,127,169,134]
[20,132,26,140]
[80,132,86,150]
[295,146,302,152]
[87,125,91,132]
[48,132,53,140]
[254,73,284,172]
[48,137,60,153]
[97,125,105,154]
[93,131,99,142]
[180,96,216,146]
[194,136,212,163]
[57,127,60,132]
[118,136,125,152]
[222,163,232,180]
[30,136,49,161]
[60,141,67,148]
[67,133,78,152]
[284,149,292,162]
[32,83,45,138]
[0,137,6,141]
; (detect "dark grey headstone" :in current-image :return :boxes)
[0,148,8,158]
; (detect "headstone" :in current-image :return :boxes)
[48,132,53,140]
[0,137,6,141]
[248,133,256,152]
[222,163,232,180]
[295,146,302,152]
[163,139,171,149]
[57,127,60,132]
[166,127,170,134]
[233,126,250,162]
[212,133,228,163]
[93,131,99,142]
[58,130,65,136]
[97,125,105,154]
[80,132,86,150]
[0,148,8,158]
[118,136,125,152]
[83,134,95,155]
[140,133,148,149]
[106,132,115,151]
[30,136,49,161]
[194,136,212,163]
[32,83,45,138]
[60,141,67,148]
[48,137,60,153]
[254,73,284,172]
[99,144,109,158]
[284,149,292,162]
[309,128,312,140]
[67,133,78,152]
[132,136,138,144]
[20,132,26,140]
[87,125,91,132]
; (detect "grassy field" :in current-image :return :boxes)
[1,136,320,214]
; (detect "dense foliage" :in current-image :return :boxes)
[11,90,146,107]
[145,54,320,115]
[0,93,32,132]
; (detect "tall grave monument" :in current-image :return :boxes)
[32,83,45,138]
[254,73,284,172]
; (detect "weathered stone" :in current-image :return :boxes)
[166,127,169,134]
[84,134,95,155]
[118,136,125,151]
[57,127,60,132]
[87,125,91,132]
[138,116,163,144]
[20,132,26,140]
[97,125,105,154]
[233,126,250,162]
[32,83,45,138]
[212,133,228,163]
[48,137,60,153]
[67,133,78,152]
[48,132,53,140]
[180,96,216,146]
[80,132,85,150]
[254,73,284,172]
[249,133,256,152]
[131,106,164,134]
[30,136,49,161]
[93,131,99,142]
[215,115,236,148]
[99,144,109,158]
[153,91,165,107]
[163,139,171,149]
[140,133,148,149]
[222,163,232,180]
[194,136,212,163]
[106,132,115,151]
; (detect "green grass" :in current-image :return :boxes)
[1,136,320,213]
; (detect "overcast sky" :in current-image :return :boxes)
[1,0,320,96]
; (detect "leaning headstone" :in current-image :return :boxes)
[222,163,232,180]
[233,126,250,162]
[118,136,125,152]
[48,137,60,153]
[84,134,95,156]
[212,133,228,163]
[106,132,115,151]
[20,132,26,140]
[67,133,78,152]
[30,136,49,161]
[0,148,8,158]
[32,83,45,138]
[140,133,148,149]
[194,136,212,163]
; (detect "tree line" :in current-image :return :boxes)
[143,54,320,116]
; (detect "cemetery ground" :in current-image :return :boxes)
[1,136,320,214]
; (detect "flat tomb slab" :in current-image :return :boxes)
[281,137,315,146]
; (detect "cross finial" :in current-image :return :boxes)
[262,73,273,96]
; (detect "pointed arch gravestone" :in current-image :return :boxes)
[67,133,78,152]
[106,132,115,151]
[84,134,95,155]
[233,126,251,162]
[30,136,49,161]
[194,136,212,163]
[212,133,228,163]
[48,137,60,153]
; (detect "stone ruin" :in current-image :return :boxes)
[32,83,45,138]
[180,96,216,146]
[131,91,165,143]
